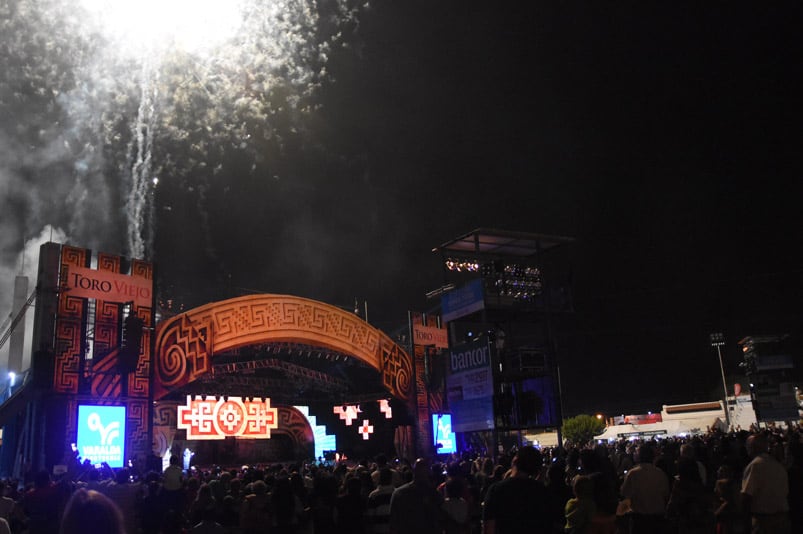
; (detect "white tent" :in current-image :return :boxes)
[595,416,726,441]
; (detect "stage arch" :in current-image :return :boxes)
[153,294,413,402]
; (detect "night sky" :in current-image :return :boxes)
[2,1,802,417]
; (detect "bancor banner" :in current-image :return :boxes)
[65,265,153,308]
[446,337,494,432]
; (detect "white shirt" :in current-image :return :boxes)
[741,453,789,514]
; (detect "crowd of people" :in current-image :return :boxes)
[0,425,799,534]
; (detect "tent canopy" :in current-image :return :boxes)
[595,416,725,441]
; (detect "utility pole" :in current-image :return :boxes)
[709,332,731,430]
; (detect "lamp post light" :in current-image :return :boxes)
[709,333,731,430]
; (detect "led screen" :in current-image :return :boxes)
[76,405,127,468]
[432,413,457,454]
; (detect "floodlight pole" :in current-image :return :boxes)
[710,333,731,431]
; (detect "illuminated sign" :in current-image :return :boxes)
[412,324,449,349]
[76,405,127,468]
[358,419,374,440]
[446,338,494,432]
[379,399,392,419]
[334,404,361,426]
[65,265,153,308]
[432,413,456,454]
[177,396,278,440]
[441,279,484,322]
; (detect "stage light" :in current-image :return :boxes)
[444,258,479,272]
[483,261,542,300]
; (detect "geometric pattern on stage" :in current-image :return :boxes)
[51,245,154,462]
[177,396,278,440]
[154,294,413,402]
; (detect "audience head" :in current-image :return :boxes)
[745,433,768,458]
[676,457,701,484]
[635,443,656,464]
[679,443,696,460]
[512,446,542,476]
[572,475,594,499]
[60,489,124,534]
[412,458,432,484]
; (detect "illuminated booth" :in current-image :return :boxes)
[430,229,574,455]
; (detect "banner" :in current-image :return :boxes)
[441,279,484,322]
[412,324,449,349]
[65,265,153,308]
[446,338,494,432]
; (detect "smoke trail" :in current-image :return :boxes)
[126,60,158,259]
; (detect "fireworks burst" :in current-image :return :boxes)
[1,0,365,261]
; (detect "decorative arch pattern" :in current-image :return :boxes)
[154,294,412,401]
[275,406,315,458]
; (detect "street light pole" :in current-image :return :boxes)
[710,332,731,430]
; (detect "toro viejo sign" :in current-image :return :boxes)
[412,324,449,349]
[65,265,153,308]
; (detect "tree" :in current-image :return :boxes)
[561,414,606,445]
